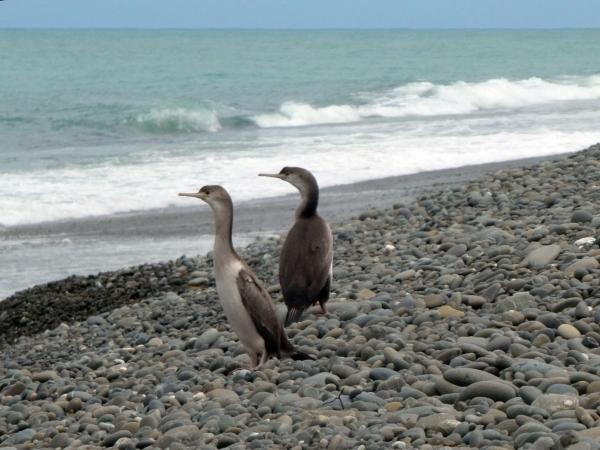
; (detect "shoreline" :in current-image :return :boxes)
[0,151,575,299]
[0,152,572,302]
[3,151,571,239]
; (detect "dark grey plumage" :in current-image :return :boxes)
[259,167,333,325]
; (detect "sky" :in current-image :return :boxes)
[1,0,600,29]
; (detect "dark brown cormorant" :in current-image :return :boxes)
[259,167,333,325]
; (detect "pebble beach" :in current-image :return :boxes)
[2,143,600,449]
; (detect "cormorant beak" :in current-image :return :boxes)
[178,192,208,200]
[258,173,285,179]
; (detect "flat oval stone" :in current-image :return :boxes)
[444,368,499,386]
[524,245,561,269]
[558,324,581,339]
[532,394,579,413]
[370,367,398,381]
[458,381,517,402]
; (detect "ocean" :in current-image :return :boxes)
[2,29,600,297]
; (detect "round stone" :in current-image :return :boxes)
[558,324,581,339]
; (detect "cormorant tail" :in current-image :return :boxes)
[285,306,304,326]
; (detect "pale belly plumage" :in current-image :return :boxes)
[214,260,265,356]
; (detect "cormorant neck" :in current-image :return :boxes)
[210,200,236,259]
[296,179,319,219]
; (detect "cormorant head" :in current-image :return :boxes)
[178,185,232,211]
[259,167,317,194]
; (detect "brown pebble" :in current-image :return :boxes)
[438,305,465,319]
[385,401,403,412]
[68,397,82,412]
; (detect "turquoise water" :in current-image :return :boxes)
[2,29,600,225]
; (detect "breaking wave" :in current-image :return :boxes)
[252,75,600,128]
[132,108,221,133]
[121,76,600,132]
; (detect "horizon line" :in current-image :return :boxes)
[1,26,600,31]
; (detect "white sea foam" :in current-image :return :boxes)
[1,128,598,226]
[252,76,600,128]
[252,102,362,128]
[133,108,221,133]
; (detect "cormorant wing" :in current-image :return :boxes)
[280,217,333,307]
[236,267,282,355]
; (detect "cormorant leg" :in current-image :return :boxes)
[237,351,258,371]
[316,276,331,315]
[254,352,269,371]
[319,301,328,314]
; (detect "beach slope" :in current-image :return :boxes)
[1,144,600,449]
